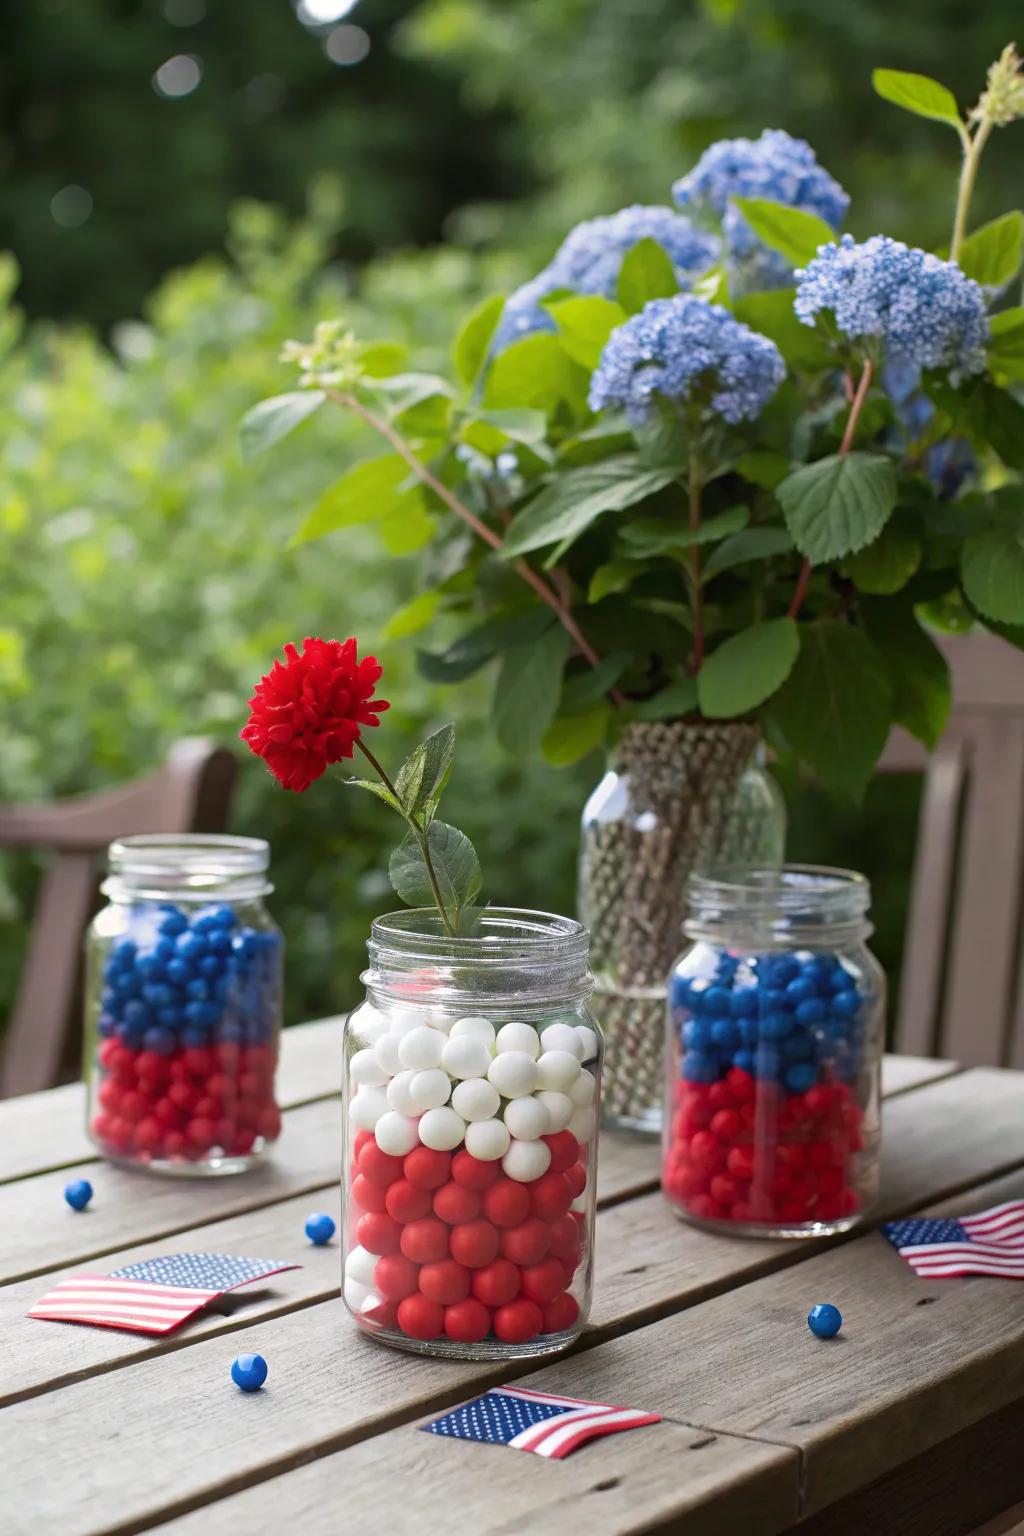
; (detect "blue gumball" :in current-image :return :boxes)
[217,1019,245,1045]
[807,1303,842,1339]
[64,1179,93,1211]
[802,956,835,988]
[669,973,692,1012]
[207,929,233,956]
[158,907,189,937]
[109,939,137,970]
[682,1017,714,1052]
[122,998,150,1027]
[198,953,224,979]
[305,1212,336,1245]
[784,1062,818,1095]
[755,1045,782,1080]
[831,988,860,1019]
[702,985,734,1017]
[760,1012,795,1041]
[682,1050,718,1084]
[182,1027,212,1048]
[738,1017,759,1047]
[732,1048,756,1075]
[186,977,210,1002]
[710,1016,740,1052]
[784,976,817,1006]
[759,954,800,988]
[97,1013,118,1038]
[730,986,757,1019]
[143,1026,176,1056]
[165,958,191,986]
[781,1030,814,1061]
[795,996,827,1026]
[230,1353,268,1392]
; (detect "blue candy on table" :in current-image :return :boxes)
[64,1179,93,1211]
[807,1303,843,1339]
[231,1352,269,1392]
[305,1212,336,1246]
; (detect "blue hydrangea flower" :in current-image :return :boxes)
[883,360,975,497]
[672,130,849,291]
[494,205,720,351]
[588,293,786,425]
[795,235,989,380]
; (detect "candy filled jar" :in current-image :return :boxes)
[342,909,602,1360]
[664,866,884,1238]
[85,835,283,1175]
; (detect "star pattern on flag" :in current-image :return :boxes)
[422,1385,661,1459]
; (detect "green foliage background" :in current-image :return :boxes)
[5,0,1015,1026]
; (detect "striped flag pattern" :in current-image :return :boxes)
[28,1252,298,1334]
[882,1199,1024,1278]
[422,1385,661,1459]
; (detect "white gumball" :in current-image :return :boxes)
[386,1008,423,1037]
[374,1111,419,1156]
[386,1070,420,1116]
[503,1094,550,1141]
[539,1022,585,1060]
[442,1036,492,1081]
[534,1049,581,1092]
[343,1276,372,1312]
[575,1025,599,1062]
[494,1021,541,1059]
[569,1068,596,1106]
[502,1137,552,1183]
[398,1026,445,1072]
[487,1051,538,1099]
[464,1118,510,1161]
[409,1068,451,1112]
[350,1047,388,1088]
[350,1005,388,1047]
[374,1033,403,1077]
[344,1245,379,1289]
[535,1089,574,1132]
[349,1085,389,1131]
[427,1014,456,1036]
[449,1016,496,1047]
[568,1105,596,1143]
[451,1078,501,1122]
[418,1105,467,1152]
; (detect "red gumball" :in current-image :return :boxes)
[397,1294,444,1340]
[353,1129,374,1157]
[104,1116,133,1153]
[374,1253,420,1302]
[471,1258,520,1308]
[493,1298,543,1345]
[135,1116,164,1155]
[542,1131,578,1174]
[726,1144,755,1180]
[385,1179,433,1224]
[187,1116,216,1151]
[98,1039,120,1070]
[530,1172,573,1221]
[710,1173,740,1206]
[404,1147,452,1191]
[542,1292,579,1333]
[183,1046,215,1078]
[483,1179,531,1229]
[565,1162,587,1199]
[689,1130,726,1174]
[708,1080,734,1112]
[230,1128,256,1156]
[353,1173,389,1215]
[710,1108,743,1142]
[162,1130,188,1159]
[433,1181,481,1226]
[256,1104,282,1141]
[418,1259,471,1305]
[357,1142,404,1187]
[400,1218,449,1264]
[120,1090,150,1125]
[547,1214,581,1265]
[206,1072,238,1105]
[449,1219,500,1269]
[167,1080,199,1115]
[444,1298,491,1344]
[500,1217,550,1266]
[97,1078,122,1114]
[215,1041,242,1073]
[726,1067,755,1103]
[357,1211,402,1256]
[519,1259,566,1306]
[451,1150,501,1191]
[154,1098,185,1132]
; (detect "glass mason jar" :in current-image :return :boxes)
[579,719,785,1134]
[663,866,884,1238]
[85,834,283,1175]
[341,908,602,1361]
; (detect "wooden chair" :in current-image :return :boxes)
[0,739,236,1098]
[881,632,1024,1068]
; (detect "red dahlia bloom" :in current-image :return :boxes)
[241,636,390,792]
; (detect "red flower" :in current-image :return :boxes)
[241,636,390,792]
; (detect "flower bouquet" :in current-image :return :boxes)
[243,45,1024,1126]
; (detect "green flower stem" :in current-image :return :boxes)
[787,356,874,621]
[950,116,994,262]
[355,738,456,936]
[686,430,705,676]
[328,388,627,709]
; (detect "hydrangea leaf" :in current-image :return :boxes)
[958,212,1024,289]
[732,290,833,370]
[500,455,683,559]
[871,69,963,130]
[367,373,456,421]
[417,611,553,684]
[616,238,678,314]
[588,560,638,603]
[986,307,1024,382]
[844,525,922,594]
[767,620,892,799]
[389,821,482,915]
[731,198,836,268]
[560,651,631,709]
[861,600,951,750]
[483,332,588,416]
[290,456,419,546]
[702,526,794,580]
[962,528,1024,623]
[379,496,435,555]
[394,723,455,823]
[240,390,325,461]
[631,677,699,720]
[697,617,800,719]
[775,452,897,563]
[385,591,441,641]
[491,623,571,754]
[546,295,628,369]
[540,706,609,766]
[617,504,749,559]
[453,294,505,388]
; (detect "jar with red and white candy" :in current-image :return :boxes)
[342,908,602,1359]
[664,866,884,1238]
[85,835,283,1175]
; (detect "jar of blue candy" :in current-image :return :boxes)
[664,866,884,1238]
[85,835,283,1175]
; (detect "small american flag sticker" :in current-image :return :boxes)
[28,1252,298,1334]
[422,1385,661,1459]
[883,1199,1024,1278]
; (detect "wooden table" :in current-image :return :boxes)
[4,1025,1024,1536]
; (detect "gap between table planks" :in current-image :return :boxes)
[2,1066,1021,1536]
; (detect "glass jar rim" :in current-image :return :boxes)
[102,834,272,902]
[684,863,871,945]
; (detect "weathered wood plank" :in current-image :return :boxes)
[879,1054,959,1096]
[154,1416,800,1536]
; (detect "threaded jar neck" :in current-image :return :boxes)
[684,864,873,949]
[102,834,273,903]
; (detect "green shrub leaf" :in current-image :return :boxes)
[702,526,794,580]
[616,238,678,313]
[240,390,325,460]
[872,68,963,128]
[291,456,418,546]
[844,525,922,594]
[453,294,505,387]
[986,307,1024,381]
[776,452,897,563]
[541,707,609,766]
[547,294,628,368]
[492,623,571,753]
[861,601,951,750]
[394,723,455,822]
[959,212,1024,289]
[731,199,836,268]
[385,591,441,640]
[618,504,749,559]
[697,617,800,719]
[501,455,682,558]
[389,821,482,915]
[962,528,1024,622]
[631,677,699,720]
[732,290,832,369]
[483,332,588,415]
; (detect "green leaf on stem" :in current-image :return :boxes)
[616,238,679,313]
[775,452,897,563]
[492,623,571,753]
[732,291,833,370]
[731,199,836,268]
[958,212,1024,289]
[389,821,482,917]
[483,333,588,415]
[501,455,683,558]
[844,523,922,594]
[462,408,549,446]
[547,295,627,369]
[986,307,1024,381]
[240,390,325,461]
[618,504,749,559]
[541,706,609,766]
[379,496,436,555]
[385,591,440,640]
[631,676,699,720]
[861,601,951,750]
[697,617,800,719]
[588,560,639,603]
[560,651,631,709]
[871,68,963,129]
[767,620,892,799]
[702,526,794,580]
[346,778,404,814]
[417,610,552,683]
[962,528,1024,622]
[291,456,422,546]
[366,373,456,421]
[453,294,505,388]
[394,723,456,824]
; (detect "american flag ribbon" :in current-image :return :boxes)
[422,1385,661,1459]
[28,1252,298,1334]
[883,1199,1024,1278]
